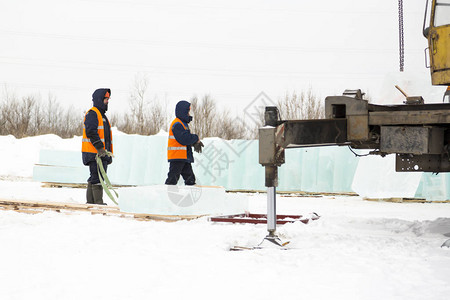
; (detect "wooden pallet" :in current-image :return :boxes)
[41,182,133,189]
[364,197,450,203]
[0,199,202,222]
[210,212,320,225]
[226,189,357,197]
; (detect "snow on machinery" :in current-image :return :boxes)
[258,0,450,247]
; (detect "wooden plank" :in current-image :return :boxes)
[225,189,357,196]
[196,185,224,189]
[0,199,120,212]
[11,209,43,215]
[41,182,133,189]
[42,182,87,189]
[0,204,44,214]
[0,199,203,222]
[364,197,450,203]
[133,213,202,222]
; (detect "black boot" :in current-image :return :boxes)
[92,184,106,205]
[86,182,94,204]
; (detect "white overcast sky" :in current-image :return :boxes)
[0,0,445,116]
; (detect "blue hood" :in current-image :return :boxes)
[92,88,111,112]
[175,100,192,123]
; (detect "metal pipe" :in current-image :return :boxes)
[267,186,276,234]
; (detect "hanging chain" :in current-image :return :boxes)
[398,0,405,72]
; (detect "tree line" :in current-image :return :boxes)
[0,80,325,140]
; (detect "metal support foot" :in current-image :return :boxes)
[257,186,290,248]
[259,232,290,248]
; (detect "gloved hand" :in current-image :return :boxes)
[193,141,204,153]
[97,148,108,158]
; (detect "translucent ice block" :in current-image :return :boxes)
[352,154,422,198]
[118,185,249,216]
[415,173,449,201]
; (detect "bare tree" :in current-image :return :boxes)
[59,106,83,138]
[0,88,82,138]
[147,96,168,134]
[216,111,248,140]
[247,108,265,140]
[189,94,256,140]
[128,73,148,134]
[44,95,62,134]
[245,89,325,139]
[0,94,35,138]
[277,89,324,120]
[190,94,217,138]
[0,85,326,141]
[115,73,168,135]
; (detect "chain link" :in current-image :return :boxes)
[398,0,405,72]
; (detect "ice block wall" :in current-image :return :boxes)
[33,135,358,192]
[33,133,449,199]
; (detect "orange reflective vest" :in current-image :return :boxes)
[167,118,187,160]
[81,107,113,154]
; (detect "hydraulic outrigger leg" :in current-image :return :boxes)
[258,107,289,247]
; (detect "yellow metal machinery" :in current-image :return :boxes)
[424,0,450,86]
[256,1,450,247]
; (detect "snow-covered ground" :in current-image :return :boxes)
[1,134,450,300]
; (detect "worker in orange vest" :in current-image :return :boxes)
[165,100,204,185]
[81,88,113,205]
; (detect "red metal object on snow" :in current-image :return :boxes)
[209,212,319,225]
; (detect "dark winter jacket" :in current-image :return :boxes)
[82,88,113,166]
[169,100,198,163]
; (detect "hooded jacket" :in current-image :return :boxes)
[82,88,113,165]
[168,100,198,163]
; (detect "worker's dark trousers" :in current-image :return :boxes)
[165,161,196,185]
[87,160,108,184]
